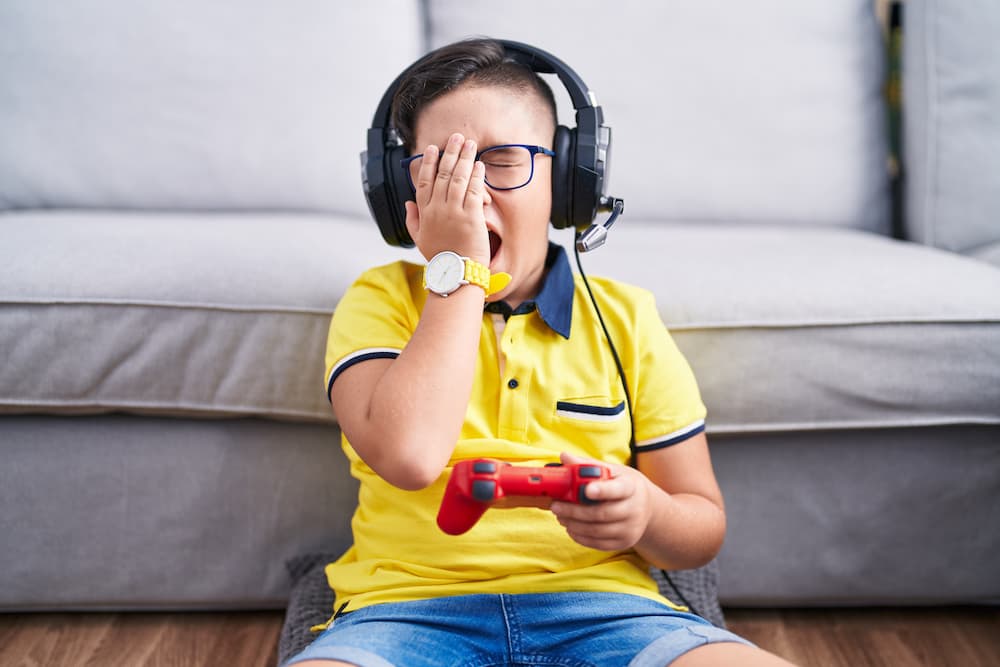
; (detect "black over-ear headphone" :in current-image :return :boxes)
[361,39,623,251]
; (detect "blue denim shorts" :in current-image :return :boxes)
[283,592,753,667]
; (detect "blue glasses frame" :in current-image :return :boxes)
[401,143,556,193]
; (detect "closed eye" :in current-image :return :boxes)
[481,147,527,165]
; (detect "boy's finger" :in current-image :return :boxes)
[464,160,486,208]
[432,133,465,201]
[581,477,629,502]
[560,451,603,467]
[555,501,630,532]
[415,144,439,207]
[447,138,477,203]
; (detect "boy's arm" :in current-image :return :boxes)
[330,134,490,490]
[633,433,726,570]
[330,285,484,490]
[554,433,726,571]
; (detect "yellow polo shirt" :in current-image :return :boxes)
[323,244,707,614]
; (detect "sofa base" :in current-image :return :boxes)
[714,425,1000,606]
[0,415,354,611]
[1,416,996,610]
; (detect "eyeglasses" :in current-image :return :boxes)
[402,144,555,193]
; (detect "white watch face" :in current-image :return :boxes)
[426,251,465,295]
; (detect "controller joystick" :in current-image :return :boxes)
[436,458,612,535]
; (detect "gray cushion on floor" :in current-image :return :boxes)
[277,554,725,666]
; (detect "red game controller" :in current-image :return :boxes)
[436,457,612,535]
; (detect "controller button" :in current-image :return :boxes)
[578,484,594,504]
[472,462,498,474]
[579,465,603,478]
[544,462,563,467]
[472,479,497,501]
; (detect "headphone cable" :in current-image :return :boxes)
[572,233,702,620]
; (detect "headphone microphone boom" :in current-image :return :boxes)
[576,196,625,252]
[361,39,623,251]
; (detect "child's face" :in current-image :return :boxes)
[412,83,555,305]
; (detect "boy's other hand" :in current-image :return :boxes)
[550,451,655,552]
[405,132,491,265]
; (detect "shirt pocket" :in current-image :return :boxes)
[549,396,631,461]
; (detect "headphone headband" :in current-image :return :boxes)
[495,40,598,111]
[362,39,615,248]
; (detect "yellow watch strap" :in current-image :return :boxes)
[487,271,512,296]
[462,259,511,297]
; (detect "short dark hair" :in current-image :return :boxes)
[391,38,558,152]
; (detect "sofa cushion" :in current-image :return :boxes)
[972,242,1000,269]
[428,0,890,233]
[904,0,1000,258]
[0,1,422,218]
[0,211,417,421]
[3,213,998,436]
[560,222,1000,435]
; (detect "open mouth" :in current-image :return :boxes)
[489,231,501,262]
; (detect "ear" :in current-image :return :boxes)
[404,200,420,245]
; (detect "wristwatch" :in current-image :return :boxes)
[423,251,490,296]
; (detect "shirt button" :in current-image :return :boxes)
[507,378,519,389]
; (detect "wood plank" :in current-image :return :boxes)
[726,607,1000,667]
[0,612,279,667]
[0,607,996,666]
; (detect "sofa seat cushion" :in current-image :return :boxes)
[0,211,415,421]
[3,214,999,434]
[563,222,1000,434]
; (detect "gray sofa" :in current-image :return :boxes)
[2,0,998,612]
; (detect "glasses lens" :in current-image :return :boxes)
[480,146,533,190]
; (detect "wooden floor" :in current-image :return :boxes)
[725,607,1000,667]
[0,607,997,667]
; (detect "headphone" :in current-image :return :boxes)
[361,39,623,250]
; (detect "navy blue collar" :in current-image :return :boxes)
[484,243,573,339]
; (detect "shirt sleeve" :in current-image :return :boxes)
[629,290,707,452]
[324,261,419,400]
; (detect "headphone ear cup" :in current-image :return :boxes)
[550,125,574,230]
[364,139,415,248]
[385,144,414,246]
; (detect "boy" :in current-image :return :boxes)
[288,38,795,667]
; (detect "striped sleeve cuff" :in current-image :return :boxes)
[635,419,706,453]
[326,347,401,400]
